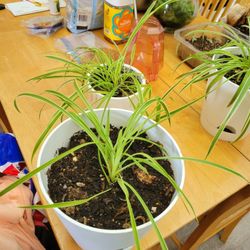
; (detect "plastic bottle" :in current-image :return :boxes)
[48,0,60,15]
[127,16,165,82]
[104,0,134,44]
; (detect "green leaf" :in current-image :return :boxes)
[20,189,111,209]
[118,179,140,250]
[206,72,250,158]
[127,152,196,217]
[124,181,168,250]
[158,156,249,183]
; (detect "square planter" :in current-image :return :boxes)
[174,22,235,68]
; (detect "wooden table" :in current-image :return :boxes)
[0,4,249,250]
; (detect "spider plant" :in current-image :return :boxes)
[0,79,248,250]
[176,21,250,157]
[30,0,177,108]
[5,81,187,250]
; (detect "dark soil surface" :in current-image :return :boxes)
[187,35,227,51]
[90,66,139,97]
[234,16,249,36]
[224,69,245,86]
[47,126,175,230]
[220,55,246,86]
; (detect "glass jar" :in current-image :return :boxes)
[154,0,198,33]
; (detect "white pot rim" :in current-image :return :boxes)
[89,64,146,100]
[211,46,250,92]
[37,108,184,235]
[212,46,248,60]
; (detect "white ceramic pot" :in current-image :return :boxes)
[37,108,185,250]
[200,47,250,141]
[88,64,146,111]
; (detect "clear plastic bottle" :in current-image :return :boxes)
[48,0,60,15]
[127,16,164,82]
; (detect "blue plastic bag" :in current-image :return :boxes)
[0,133,27,176]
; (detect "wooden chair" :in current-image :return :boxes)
[198,0,237,22]
[149,185,250,250]
[238,0,250,6]
[0,102,12,133]
[180,185,250,250]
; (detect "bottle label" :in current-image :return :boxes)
[76,8,91,29]
[104,2,133,41]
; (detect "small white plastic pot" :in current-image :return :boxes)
[200,47,250,141]
[88,64,146,111]
[37,108,185,250]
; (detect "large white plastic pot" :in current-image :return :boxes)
[37,108,185,250]
[88,64,146,111]
[200,47,250,141]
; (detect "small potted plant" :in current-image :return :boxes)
[4,78,190,250]
[31,1,168,110]
[174,22,231,68]
[32,47,147,111]
[177,22,250,156]
[34,95,186,250]
[32,1,183,110]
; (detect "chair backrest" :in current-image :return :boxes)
[0,102,12,133]
[238,0,250,6]
[198,0,237,22]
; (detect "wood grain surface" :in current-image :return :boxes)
[0,5,249,250]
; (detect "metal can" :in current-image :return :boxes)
[104,0,134,44]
